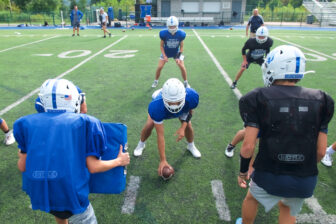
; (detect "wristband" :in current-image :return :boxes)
[240,154,252,173]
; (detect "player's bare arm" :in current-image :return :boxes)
[238,126,259,188]
[17,151,27,172]
[160,40,168,62]
[317,132,327,162]
[86,145,130,173]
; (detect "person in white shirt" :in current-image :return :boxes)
[100,8,111,38]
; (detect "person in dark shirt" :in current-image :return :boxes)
[235,45,334,224]
[231,27,273,89]
[246,9,264,38]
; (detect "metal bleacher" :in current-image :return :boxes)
[303,0,336,26]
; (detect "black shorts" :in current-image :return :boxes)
[50,210,73,219]
[73,22,80,28]
[246,55,264,69]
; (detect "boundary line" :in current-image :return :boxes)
[121,176,141,214]
[211,180,231,221]
[0,35,59,53]
[0,35,128,116]
[271,35,336,60]
[192,29,242,99]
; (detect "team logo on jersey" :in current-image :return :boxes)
[166,39,180,48]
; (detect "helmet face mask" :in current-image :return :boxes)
[262,45,307,87]
[39,79,81,113]
[167,16,179,34]
[162,78,186,113]
[256,26,269,44]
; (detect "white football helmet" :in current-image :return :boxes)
[167,16,179,34]
[262,45,314,87]
[39,79,81,113]
[162,78,186,113]
[256,26,269,44]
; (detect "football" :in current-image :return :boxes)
[162,166,174,180]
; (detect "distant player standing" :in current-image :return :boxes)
[100,8,111,38]
[231,26,273,89]
[152,16,189,88]
[134,78,201,178]
[70,5,83,37]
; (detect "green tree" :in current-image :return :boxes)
[69,0,76,9]
[280,0,290,6]
[13,0,30,10]
[78,0,86,11]
[26,0,61,12]
[268,0,278,11]
[290,0,303,9]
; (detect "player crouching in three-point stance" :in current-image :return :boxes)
[231,26,273,89]
[134,78,200,178]
[14,79,130,224]
[152,16,189,88]
[235,45,334,224]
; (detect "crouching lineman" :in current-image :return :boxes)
[14,79,130,224]
[231,26,273,89]
[152,16,189,88]
[236,45,334,224]
[134,78,200,177]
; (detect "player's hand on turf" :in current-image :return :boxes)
[158,160,172,176]
[174,127,185,142]
[237,172,249,188]
[117,145,130,166]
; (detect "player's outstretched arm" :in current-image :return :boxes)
[317,132,327,162]
[155,123,172,175]
[86,145,130,173]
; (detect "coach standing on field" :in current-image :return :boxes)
[70,5,83,37]
[246,9,264,38]
[236,45,334,224]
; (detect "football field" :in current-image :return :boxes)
[0,27,335,223]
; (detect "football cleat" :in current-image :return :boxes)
[321,154,333,167]
[4,130,15,145]
[151,80,158,88]
[225,144,235,158]
[187,143,201,158]
[230,81,237,89]
[134,142,145,157]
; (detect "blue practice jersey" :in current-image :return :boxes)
[159,29,186,58]
[35,86,83,113]
[14,112,106,214]
[148,88,199,123]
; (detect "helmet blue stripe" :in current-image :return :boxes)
[295,57,300,73]
[52,80,59,109]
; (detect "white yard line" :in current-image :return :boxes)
[121,176,141,214]
[297,196,336,223]
[211,180,231,221]
[271,35,336,60]
[0,35,59,53]
[193,29,242,99]
[0,35,128,116]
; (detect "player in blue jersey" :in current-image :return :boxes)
[35,83,87,113]
[0,117,15,145]
[152,16,189,88]
[134,78,201,178]
[14,78,130,224]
